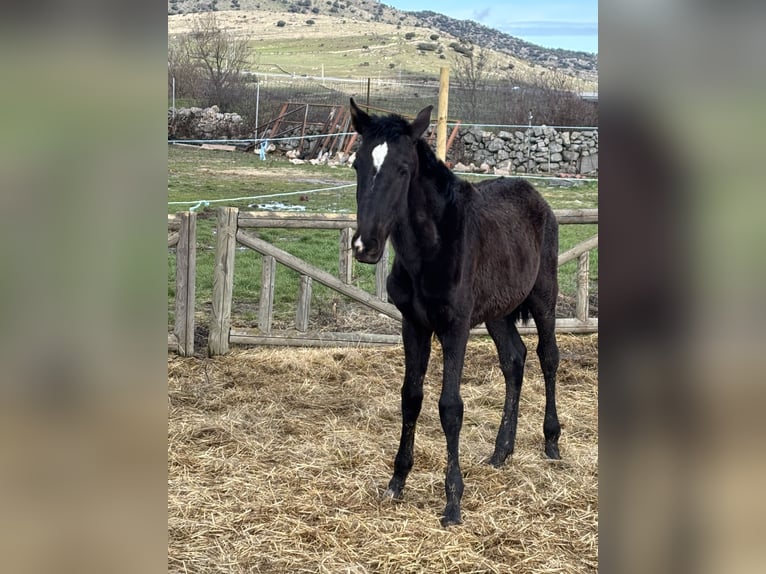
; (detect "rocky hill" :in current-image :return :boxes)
[168,0,597,82]
[412,11,597,82]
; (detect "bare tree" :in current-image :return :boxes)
[178,13,254,109]
[168,36,198,101]
[451,44,493,115]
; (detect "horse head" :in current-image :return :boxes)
[349,98,432,263]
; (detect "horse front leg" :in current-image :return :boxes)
[436,324,470,526]
[385,317,432,499]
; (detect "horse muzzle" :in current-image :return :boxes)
[351,232,382,264]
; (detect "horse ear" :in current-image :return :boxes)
[349,98,370,134]
[410,105,433,140]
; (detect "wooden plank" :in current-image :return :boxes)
[554,209,598,224]
[238,209,596,229]
[375,242,389,302]
[333,114,352,156]
[199,144,237,152]
[229,316,597,349]
[343,132,358,154]
[471,317,598,336]
[236,229,402,321]
[339,228,353,284]
[445,120,462,156]
[238,211,358,229]
[208,207,239,355]
[576,251,590,322]
[173,211,197,356]
[298,103,309,150]
[269,102,290,137]
[558,234,598,266]
[326,107,349,156]
[295,275,312,332]
[230,329,402,347]
[258,255,276,334]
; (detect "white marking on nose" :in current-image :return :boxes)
[353,237,365,252]
[371,142,388,174]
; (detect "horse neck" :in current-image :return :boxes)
[391,141,460,257]
[409,140,456,218]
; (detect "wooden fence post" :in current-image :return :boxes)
[375,241,389,302]
[575,251,590,322]
[258,255,276,334]
[436,66,449,161]
[339,227,353,284]
[295,275,312,332]
[209,207,238,355]
[173,211,197,356]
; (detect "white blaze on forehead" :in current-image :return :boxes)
[371,142,388,174]
[353,236,365,252]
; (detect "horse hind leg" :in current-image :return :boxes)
[526,291,562,459]
[485,315,527,467]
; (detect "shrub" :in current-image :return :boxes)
[430,34,439,41]
[404,32,416,40]
[449,42,472,56]
[417,43,437,52]
[306,19,315,25]
[276,20,286,27]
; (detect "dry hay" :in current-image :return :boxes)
[168,334,598,573]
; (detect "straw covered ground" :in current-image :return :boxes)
[168,334,598,573]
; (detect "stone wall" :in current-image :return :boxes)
[454,125,598,175]
[169,106,598,175]
[169,106,248,139]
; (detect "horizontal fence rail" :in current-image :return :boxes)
[206,207,598,354]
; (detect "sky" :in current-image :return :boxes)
[383,0,598,54]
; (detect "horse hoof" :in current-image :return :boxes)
[545,443,561,460]
[440,511,463,527]
[381,487,403,501]
[487,453,508,468]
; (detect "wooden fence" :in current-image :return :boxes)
[168,212,197,356]
[207,207,598,355]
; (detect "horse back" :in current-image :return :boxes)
[465,177,557,323]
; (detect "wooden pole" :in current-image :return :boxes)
[295,275,312,332]
[339,227,353,284]
[173,211,196,356]
[436,66,450,162]
[575,251,590,322]
[209,207,238,356]
[375,242,389,302]
[258,255,276,334]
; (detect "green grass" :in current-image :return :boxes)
[168,145,597,332]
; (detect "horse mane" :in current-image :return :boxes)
[414,138,457,203]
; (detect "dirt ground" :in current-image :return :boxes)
[168,334,598,573]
